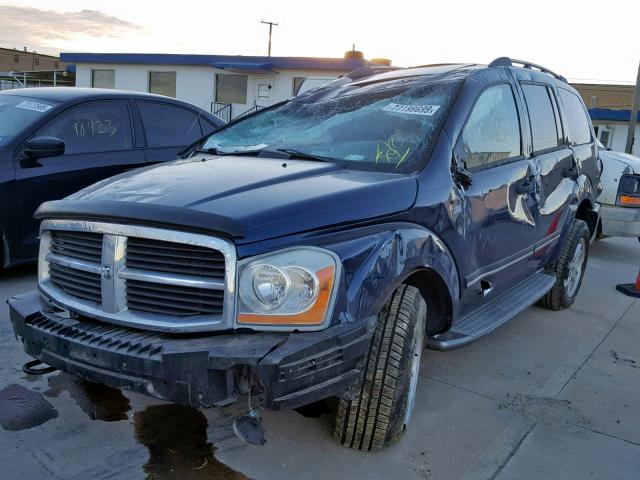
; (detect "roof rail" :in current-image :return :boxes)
[489,57,567,83]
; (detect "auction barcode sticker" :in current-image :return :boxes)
[15,101,54,113]
[383,103,440,116]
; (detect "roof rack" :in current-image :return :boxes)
[489,57,567,83]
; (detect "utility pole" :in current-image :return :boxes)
[625,61,640,154]
[261,20,278,57]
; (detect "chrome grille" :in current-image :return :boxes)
[127,280,224,316]
[38,220,236,333]
[50,231,103,262]
[49,263,101,303]
[126,237,225,279]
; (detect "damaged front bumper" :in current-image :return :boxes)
[9,291,372,409]
[600,204,640,238]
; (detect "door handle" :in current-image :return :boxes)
[515,179,535,194]
[562,166,579,180]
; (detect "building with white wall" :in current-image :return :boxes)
[587,108,640,155]
[61,52,383,122]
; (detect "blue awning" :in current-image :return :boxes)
[589,108,640,122]
[59,53,371,72]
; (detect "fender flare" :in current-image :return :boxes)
[329,223,460,328]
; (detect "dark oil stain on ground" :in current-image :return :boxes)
[610,350,638,368]
[0,383,58,431]
[134,404,248,480]
[45,373,131,421]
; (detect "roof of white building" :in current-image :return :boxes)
[60,53,374,73]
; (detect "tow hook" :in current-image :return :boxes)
[22,359,57,375]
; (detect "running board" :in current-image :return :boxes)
[427,272,556,351]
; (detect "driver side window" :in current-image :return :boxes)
[34,101,133,155]
[460,84,521,170]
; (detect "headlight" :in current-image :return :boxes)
[617,174,640,207]
[237,247,340,328]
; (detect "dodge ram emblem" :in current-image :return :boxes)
[101,265,113,281]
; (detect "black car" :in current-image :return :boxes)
[0,87,224,268]
[10,58,601,450]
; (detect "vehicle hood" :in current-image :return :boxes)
[600,149,640,174]
[597,150,640,204]
[39,156,418,243]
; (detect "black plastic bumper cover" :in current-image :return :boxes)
[9,291,372,410]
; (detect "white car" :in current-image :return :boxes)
[597,142,640,239]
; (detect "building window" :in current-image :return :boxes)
[54,61,59,69]
[292,77,306,96]
[148,71,176,98]
[91,69,115,89]
[597,126,612,148]
[34,57,39,66]
[13,54,19,63]
[215,74,247,104]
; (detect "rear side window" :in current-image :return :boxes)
[460,84,521,169]
[522,84,559,152]
[34,101,132,155]
[199,117,218,136]
[138,102,202,147]
[558,89,592,145]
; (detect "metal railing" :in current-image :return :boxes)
[232,105,266,121]
[211,102,232,123]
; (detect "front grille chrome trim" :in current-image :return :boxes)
[38,219,237,333]
[45,252,102,274]
[118,268,225,290]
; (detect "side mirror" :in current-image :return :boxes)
[24,137,65,159]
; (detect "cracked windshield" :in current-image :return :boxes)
[203,80,460,171]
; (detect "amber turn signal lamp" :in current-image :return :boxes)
[618,195,640,207]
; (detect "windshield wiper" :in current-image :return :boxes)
[276,148,338,163]
[192,147,264,156]
[192,147,220,155]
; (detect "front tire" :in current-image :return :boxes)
[539,219,590,310]
[334,284,426,451]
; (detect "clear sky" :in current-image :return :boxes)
[1,0,639,83]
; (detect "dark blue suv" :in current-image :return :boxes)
[9,59,601,450]
[0,87,223,268]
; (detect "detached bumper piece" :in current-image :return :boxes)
[9,291,371,409]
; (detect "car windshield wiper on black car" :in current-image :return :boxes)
[276,148,339,163]
[192,147,220,155]
[192,147,264,156]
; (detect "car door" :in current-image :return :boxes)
[13,99,144,258]
[136,101,204,164]
[557,87,600,194]
[518,82,575,261]
[455,83,537,314]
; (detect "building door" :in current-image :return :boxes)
[255,77,274,106]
